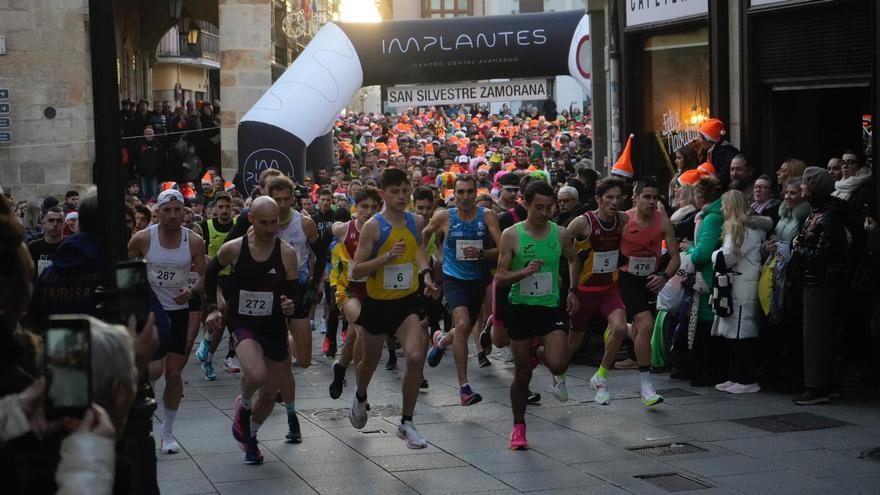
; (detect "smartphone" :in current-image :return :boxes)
[44,316,91,419]
[116,260,150,331]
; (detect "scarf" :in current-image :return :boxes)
[832,167,872,201]
[670,205,696,225]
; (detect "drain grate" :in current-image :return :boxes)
[859,447,880,463]
[304,405,400,421]
[630,443,707,457]
[731,412,850,433]
[635,473,712,491]
[655,388,700,398]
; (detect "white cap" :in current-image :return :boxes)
[457,155,470,164]
[157,189,185,206]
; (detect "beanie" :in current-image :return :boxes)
[802,166,834,198]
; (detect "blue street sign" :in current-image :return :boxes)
[0,89,8,99]
[0,103,8,114]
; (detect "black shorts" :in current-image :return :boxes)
[618,271,655,321]
[507,304,569,341]
[232,326,288,363]
[188,294,202,312]
[358,293,422,337]
[443,275,489,322]
[492,279,512,327]
[290,284,313,320]
[166,309,190,355]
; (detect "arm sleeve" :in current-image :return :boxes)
[690,213,722,266]
[204,258,224,305]
[224,214,250,244]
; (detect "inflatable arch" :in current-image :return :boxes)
[238,10,591,192]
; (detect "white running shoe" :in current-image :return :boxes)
[224,356,241,373]
[590,373,610,405]
[715,381,736,391]
[349,393,369,429]
[397,421,427,449]
[552,375,569,402]
[161,432,180,454]
[641,385,664,407]
[726,383,761,394]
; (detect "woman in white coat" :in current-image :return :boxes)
[711,190,768,394]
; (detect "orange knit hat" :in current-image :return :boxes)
[611,134,635,178]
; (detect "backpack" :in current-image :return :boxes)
[708,251,737,318]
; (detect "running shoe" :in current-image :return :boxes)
[201,361,217,381]
[726,383,761,394]
[420,378,429,390]
[460,385,483,406]
[508,423,528,450]
[195,337,210,363]
[243,436,263,465]
[590,373,610,405]
[224,356,241,373]
[329,361,347,400]
[322,336,336,359]
[385,353,398,371]
[160,432,180,454]
[426,330,446,368]
[232,395,251,447]
[714,380,735,391]
[552,375,568,402]
[397,421,428,449]
[477,351,491,368]
[285,412,302,444]
[527,390,541,404]
[479,318,493,354]
[349,393,369,429]
[641,385,664,406]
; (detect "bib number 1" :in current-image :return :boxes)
[521,272,552,297]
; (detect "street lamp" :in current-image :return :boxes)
[187,21,200,45]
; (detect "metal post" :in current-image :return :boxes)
[607,0,622,173]
[87,0,125,287]
[873,0,879,219]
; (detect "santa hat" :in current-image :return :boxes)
[181,183,197,200]
[611,134,634,178]
[224,181,235,191]
[678,169,704,186]
[201,173,212,187]
[161,181,179,192]
[699,118,724,142]
[697,161,716,176]
[424,143,435,155]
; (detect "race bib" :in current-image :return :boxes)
[148,263,187,288]
[455,239,483,260]
[187,271,200,290]
[627,256,656,277]
[37,259,52,276]
[592,250,619,274]
[347,261,366,283]
[520,272,552,297]
[383,263,413,290]
[238,290,273,316]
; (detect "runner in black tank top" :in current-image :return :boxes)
[227,237,287,339]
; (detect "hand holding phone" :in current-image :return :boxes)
[44,316,91,420]
[116,261,150,331]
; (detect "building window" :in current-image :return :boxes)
[641,27,710,152]
[519,0,543,14]
[422,0,472,18]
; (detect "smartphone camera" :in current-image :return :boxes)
[45,316,91,419]
[116,260,150,331]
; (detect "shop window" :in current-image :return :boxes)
[520,0,543,14]
[422,0,472,18]
[641,27,710,154]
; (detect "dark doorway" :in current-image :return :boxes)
[765,85,870,172]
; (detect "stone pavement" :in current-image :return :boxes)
[155,329,880,495]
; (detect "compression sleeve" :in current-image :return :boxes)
[309,240,327,288]
[204,258,223,306]
[282,279,299,300]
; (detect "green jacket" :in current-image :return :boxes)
[686,198,723,321]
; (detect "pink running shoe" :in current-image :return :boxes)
[508,423,528,450]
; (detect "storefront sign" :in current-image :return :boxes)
[661,110,702,153]
[0,117,10,128]
[0,88,8,99]
[626,0,708,28]
[0,131,11,143]
[0,102,9,114]
[386,79,549,107]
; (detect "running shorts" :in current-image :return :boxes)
[507,304,569,341]
[290,284,314,320]
[166,309,189,355]
[232,326,288,363]
[443,275,489,322]
[357,293,422,337]
[492,279,512,327]
[335,281,366,308]
[570,285,626,332]
[618,271,655,321]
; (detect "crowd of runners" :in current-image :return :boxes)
[6,107,877,471]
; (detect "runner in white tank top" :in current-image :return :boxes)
[277,208,311,284]
[127,189,207,456]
